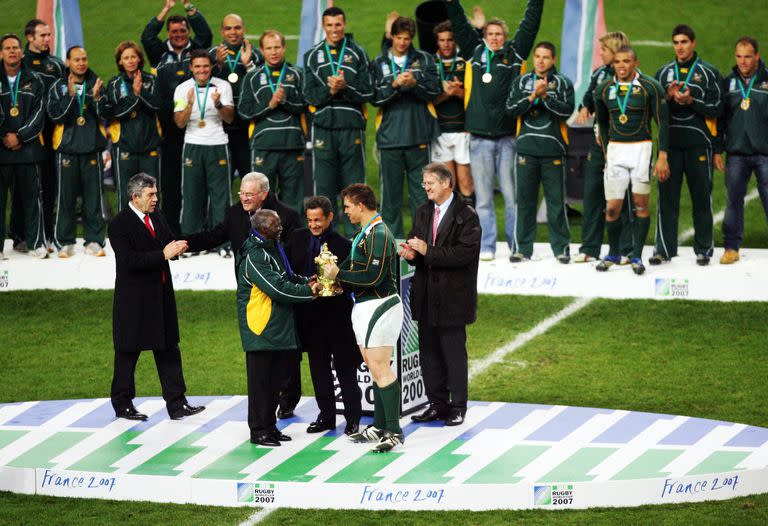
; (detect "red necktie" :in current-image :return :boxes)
[432,206,440,245]
[144,214,165,283]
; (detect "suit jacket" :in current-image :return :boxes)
[110,208,179,352]
[407,193,481,328]
[185,192,301,256]
[285,227,356,345]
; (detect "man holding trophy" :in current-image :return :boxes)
[285,196,362,436]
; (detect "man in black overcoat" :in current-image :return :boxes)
[399,162,481,426]
[285,196,362,436]
[109,173,205,421]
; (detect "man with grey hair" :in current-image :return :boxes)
[184,170,301,259]
[235,208,321,446]
[398,161,480,427]
[108,173,205,421]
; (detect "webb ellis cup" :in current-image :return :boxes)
[315,243,343,297]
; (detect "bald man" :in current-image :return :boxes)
[209,13,263,180]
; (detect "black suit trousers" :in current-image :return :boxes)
[418,323,468,411]
[247,351,287,435]
[110,346,187,414]
[306,337,362,424]
[278,349,302,412]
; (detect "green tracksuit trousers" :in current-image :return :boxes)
[379,145,430,239]
[252,149,305,214]
[54,152,105,247]
[114,147,160,211]
[180,143,231,236]
[0,163,44,250]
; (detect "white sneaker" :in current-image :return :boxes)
[84,242,105,257]
[58,244,75,258]
[32,246,48,259]
[371,431,404,453]
[479,251,495,261]
[619,256,631,266]
[573,253,596,263]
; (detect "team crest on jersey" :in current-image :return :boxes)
[343,54,352,63]
[120,152,130,161]
[185,158,193,167]
[46,64,55,72]
[260,73,267,85]
[456,62,465,71]
[21,83,32,91]
[411,60,420,69]
[314,139,324,149]
[61,158,71,168]
[518,155,526,166]
[284,73,296,83]
[692,73,702,82]
[254,156,264,166]
[761,81,768,89]
[632,86,640,94]
[382,64,391,76]
[372,258,380,266]
[143,81,152,89]
[503,58,509,65]
[548,81,556,89]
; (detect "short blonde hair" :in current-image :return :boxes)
[259,30,285,48]
[599,31,630,54]
[483,18,508,39]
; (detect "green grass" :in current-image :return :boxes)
[3,0,768,246]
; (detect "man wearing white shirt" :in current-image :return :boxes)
[173,49,234,236]
[398,162,480,427]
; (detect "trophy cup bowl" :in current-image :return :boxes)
[315,243,343,297]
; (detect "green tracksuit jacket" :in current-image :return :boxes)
[0,64,47,164]
[718,61,768,155]
[104,70,162,153]
[47,69,108,154]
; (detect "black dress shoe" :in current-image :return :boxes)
[116,406,148,421]
[250,432,281,447]
[445,408,466,426]
[270,429,292,442]
[169,403,206,420]
[307,419,336,433]
[344,421,360,436]
[411,406,447,423]
[277,408,295,419]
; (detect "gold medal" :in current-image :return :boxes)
[482,72,492,84]
[198,120,206,128]
[741,98,750,110]
[228,72,239,83]
[130,110,138,119]
[76,116,86,126]
[9,106,19,117]
[618,114,628,124]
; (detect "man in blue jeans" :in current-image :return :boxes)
[715,37,768,264]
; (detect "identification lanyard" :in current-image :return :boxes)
[390,53,409,77]
[674,56,699,90]
[484,46,495,75]
[437,54,456,81]
[350,214,382,262]
[324,37,347,76]
[225,47,243,74]
[195,81,211,119]
[265,62,287,93]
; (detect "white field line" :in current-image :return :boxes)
[246,34,298,40]
[468,297,594,381]
[633,40,670,47]
[678,189,759,243]
[238,508,275,526]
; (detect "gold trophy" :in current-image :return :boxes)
[314,243,343,297]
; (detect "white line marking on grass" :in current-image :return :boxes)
[633,40,670,47]
[678,189,759,243]
[246,34,298,40]
[238,508,275,526]
[468,297,594,381]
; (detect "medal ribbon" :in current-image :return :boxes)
[8,73,20,109]
[614,79,632,119]
[437,54,455,81]
[350,214,382,263]
[265,62,287,94]
[76,80,88,118]
[390,52,409,78]
[225,46,243,74]
[195,81,211,120]
[738,75,756,102]
[484,46,495,76]
[324,37,347,77]
[674,56,700,91]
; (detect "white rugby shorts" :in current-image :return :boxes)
[431,132,470,165]
[604,141,653,200]
[351,294,403,348]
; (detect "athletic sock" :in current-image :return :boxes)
[605,218,622,257]
[372,383,385,429]
[378,380,402,435]
[632,216,651,259]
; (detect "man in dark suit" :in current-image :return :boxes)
[399,162,480,426]
[184,170,302,417]
[109,173,205,421]
[285,196,362,436]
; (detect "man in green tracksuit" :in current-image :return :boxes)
[141,0,212,235]
[652,25,722,266]
[0,34,47,259]
[303,6,372,235]
[595,46,669,275]
[506,42,574,263]
[236,209,319,446]
[47,46,109,258]
[573,31,633,264]
[371,16,440,238]
[105,41,162,210]
[446,0,543,261]
[239,31,306,213]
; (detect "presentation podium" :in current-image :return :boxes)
[335,255,428,416]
